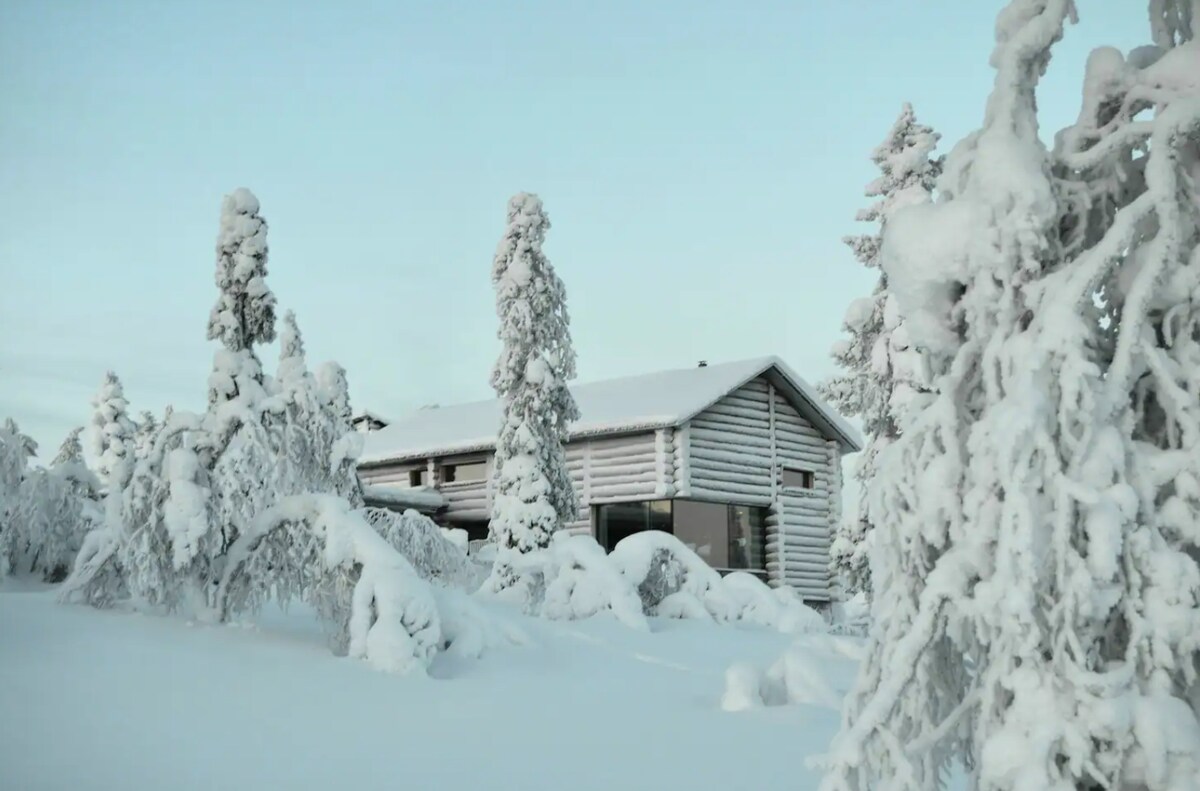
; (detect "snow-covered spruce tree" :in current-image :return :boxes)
[484,193,580,602]
[24,428,103,581]
[0,418,37,577]
[206,187,275,410]
[133,410,159,455]
[314,361,364,505]
[821,3,1200,789]
[820,104,941,598]
[270,313,363,505]
[87,371,135,491]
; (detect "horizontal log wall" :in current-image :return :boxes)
[357,464,417,487]
[770,388,838,600]
[686,378,775,505]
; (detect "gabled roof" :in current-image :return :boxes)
[359,356,861,466]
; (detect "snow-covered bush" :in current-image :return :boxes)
[721,572,827,635]
[540,534,649,630]
[485,193,580,593]
[608,531,737,621]
[722,645,843,712]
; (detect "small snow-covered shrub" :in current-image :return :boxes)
[609,531,735,621]
[541,534,648,630]
[363,507,477,591]
[827,592,870,636]
[432,585,527,660]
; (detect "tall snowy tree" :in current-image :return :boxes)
[134,410,159,455]
[0,419,36,578]
[88,372,135,491]
[821,2,1200,789]
[820,104,941,597]
[207,187,276,407]
[486,193,580,596]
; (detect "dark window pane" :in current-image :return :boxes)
[596,501,647,552]
[728,505,767,571]
[457,520,490,542]
[409,469,429,487]
[673,500,729,567]
[782,467,815,489]
[443,461,486,484]
[594,500,672,552]
[649,500,672,532]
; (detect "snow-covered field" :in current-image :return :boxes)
[0,582,863,791]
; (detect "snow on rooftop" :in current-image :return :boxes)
[360,357,860,465]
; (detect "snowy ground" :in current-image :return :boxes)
[0,582,864,791]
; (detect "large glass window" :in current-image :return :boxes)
[592,499,766,573]
[673,500,729,567]
[595,500,672,551]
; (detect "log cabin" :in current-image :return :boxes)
[356,356,861,602]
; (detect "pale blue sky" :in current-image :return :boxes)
[1,1,1141,455]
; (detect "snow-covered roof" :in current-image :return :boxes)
[359,356,861,466]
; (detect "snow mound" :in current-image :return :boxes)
[722,640,843,711]
[721,572,828,635]
[431,585,527,660]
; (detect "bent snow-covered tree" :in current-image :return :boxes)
[59,189,482,674]
[820,104,941,597]
[822,2,1200,790]
[486,193,580,597]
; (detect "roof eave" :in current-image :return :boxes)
[358,419,680,468]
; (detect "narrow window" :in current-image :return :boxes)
[440,460,487,485]
[782,467,815,489]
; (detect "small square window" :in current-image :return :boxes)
[409,469,429,487]
[782,467,815,489]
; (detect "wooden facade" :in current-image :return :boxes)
[357,358,859,601]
